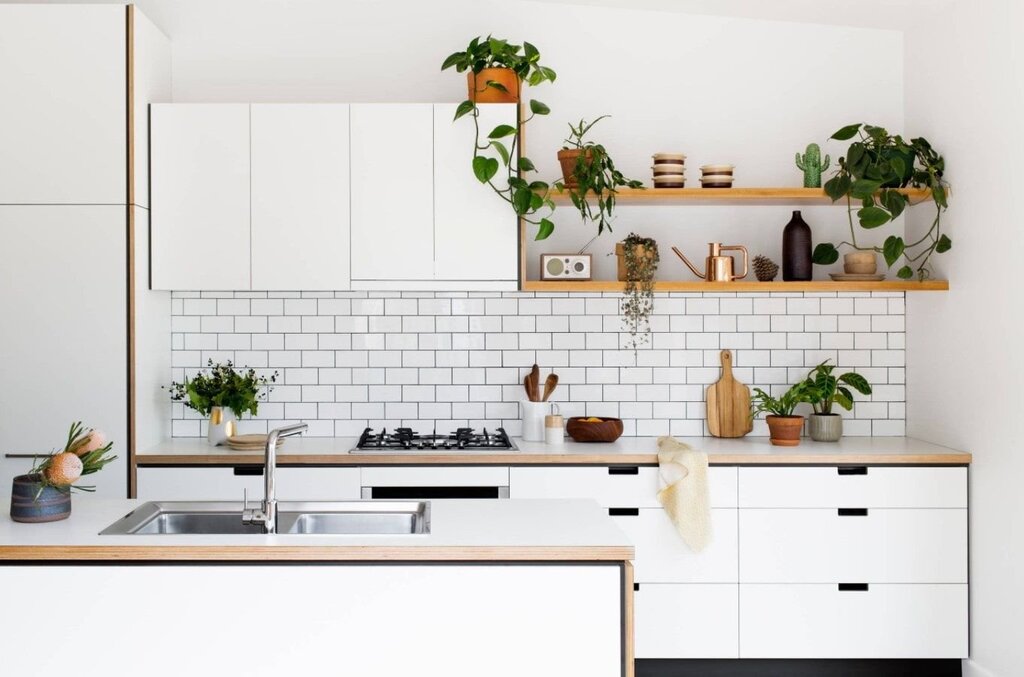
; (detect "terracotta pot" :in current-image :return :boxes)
[809,413,843,442]
[765,415,804,447]
[616,242,657,282]
[844,251,878,275]
[466,68,520,103]
[557,148,594,186]
[10,474,71,523]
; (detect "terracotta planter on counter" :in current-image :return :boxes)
[467,67,520,103]
[10,474,71,523]
[765,415,804,447]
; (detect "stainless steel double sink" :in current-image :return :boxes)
[100,501,431,536]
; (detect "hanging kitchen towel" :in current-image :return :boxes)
[656,436,711,552]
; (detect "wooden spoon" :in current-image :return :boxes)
[523,374,535,402]
[542,373,559,402]
[529,364,541,402]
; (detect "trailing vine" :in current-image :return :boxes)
[620,233,659,356]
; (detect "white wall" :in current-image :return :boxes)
[135,0,905,281]
[904,1,1024,675]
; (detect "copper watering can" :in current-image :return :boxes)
[672,242,749,282]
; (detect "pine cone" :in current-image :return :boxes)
[753,255,779,282]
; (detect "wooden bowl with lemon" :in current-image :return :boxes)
[565,416,624,443]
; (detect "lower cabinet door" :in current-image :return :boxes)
[137,467,361,502]
[739,583,969,658]
[276,468,360,501]
[636,584,739,658]
[611,508,737,583]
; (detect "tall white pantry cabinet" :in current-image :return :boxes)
[0,5,171,497]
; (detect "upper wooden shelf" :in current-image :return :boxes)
[547,186,934,206]
[522,279,949,292]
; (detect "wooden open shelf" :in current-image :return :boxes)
[522,279,949,292]
[546,186,934,206]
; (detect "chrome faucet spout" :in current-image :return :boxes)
[242,423,308,533]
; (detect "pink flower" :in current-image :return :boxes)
[76,429,107,456]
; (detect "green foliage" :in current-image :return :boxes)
[801,361,873,415]
[819,123,951,280]
[555,116,645,235]
[443,36,557,240]
[750,381,818,418]
[620,234,659,357]
[168,360,277,419]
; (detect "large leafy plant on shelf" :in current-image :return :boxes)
[813,123,950,280]
[442,36,558,240]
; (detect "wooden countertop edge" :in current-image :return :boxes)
[0,545,635,562]
[136,452,973,466]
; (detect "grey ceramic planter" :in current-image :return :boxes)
[809,414,843,442]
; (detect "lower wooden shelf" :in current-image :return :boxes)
[521,279,949,292]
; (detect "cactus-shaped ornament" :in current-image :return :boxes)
[795,143,830,188]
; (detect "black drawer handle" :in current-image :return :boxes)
[838,583,869,592]
[838,466,868,475]
[608,466,639,475]
[233,466,264,476]
[609,508,640,517]
[634,583,640,591]
[838,508,869,516]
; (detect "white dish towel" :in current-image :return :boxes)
[656,436,711,552]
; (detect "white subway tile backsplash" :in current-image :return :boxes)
[170,291,906,438]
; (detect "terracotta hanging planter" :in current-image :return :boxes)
[557,148,595,186]
[765,415,804,447]
[615,242,657,282]
[467,67,520,103]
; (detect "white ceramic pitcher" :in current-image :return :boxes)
[521,401,559,442]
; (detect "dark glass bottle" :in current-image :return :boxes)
[782,210,812,281]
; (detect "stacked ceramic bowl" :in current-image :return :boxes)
[652,153,687,188]
[700,164,735,188]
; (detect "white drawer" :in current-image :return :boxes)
[739,583,968,658]
[275,468,360,501]
[510,466,737,508]
[738,466,966,508]
[361,466,509,487]
[136,467,263,501]
[612,508,737,583]
[636,584,738,658]
[739,508,967,583]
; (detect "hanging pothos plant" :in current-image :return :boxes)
[619,233,659,356]
[813,123,950,280]
[441,36,558,241]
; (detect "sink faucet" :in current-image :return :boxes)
[242,423,308,533]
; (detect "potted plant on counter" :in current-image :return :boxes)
[750,381,817,446]
[442,36,559,241]
[168,360,277,446]
[617,233,659,357]
[556,116,644,236]
[10,421,117,523]
[803,360,873,442]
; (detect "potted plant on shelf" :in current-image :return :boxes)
[618,233,659,356]
[168,360,277,446]
[750,381,817,446]
[10,421,117,523]
[813,123,951,280]
[803,360,872,442]
[442,36,558,241]
[556,116,645,236]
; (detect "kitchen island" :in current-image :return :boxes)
[0,498,634,677]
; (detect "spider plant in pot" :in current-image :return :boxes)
[750,381,817,447]
[556,116,644,236]
[442,37,559,241]
[803,360,872,442]
[617,233,659,357]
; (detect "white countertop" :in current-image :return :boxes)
[137,435,971,466]
[0,496,634,561]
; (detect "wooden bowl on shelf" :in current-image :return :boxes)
[566,417,624,443]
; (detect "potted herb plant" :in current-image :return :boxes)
[168,360,277,446]
[10,421,117,523]
[442,37,558,241]
[618,233,659,356]
[556,116,644,236]
[813,123,951,280]
[750,381,817,446]
[803,360,872,442]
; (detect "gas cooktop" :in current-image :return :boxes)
[352,427,517,453]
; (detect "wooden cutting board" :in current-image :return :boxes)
[706,349,752,438]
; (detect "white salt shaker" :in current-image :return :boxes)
[544,414,565,446]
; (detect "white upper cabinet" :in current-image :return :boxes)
[433,103,518,284]
[150,104,252,291]
[350,104,435,283]
[0,5,126,204]
[251,104,351,290]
